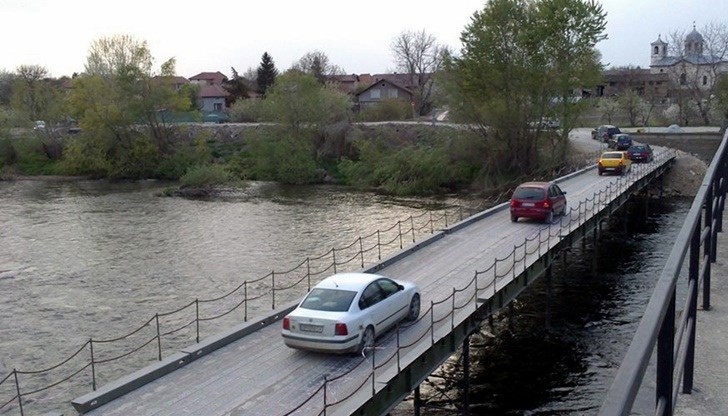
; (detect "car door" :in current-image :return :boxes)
[549,184,566,213]
[375,278,408,329]
[359,281,390,333]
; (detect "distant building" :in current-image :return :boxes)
[649,26,728,91]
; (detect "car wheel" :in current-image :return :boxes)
[598,169,603,176]
[545,210,554,223]
[358,326,375,356]
[511,214,518,222]
[407,294,420,321]
[560,203,567,216]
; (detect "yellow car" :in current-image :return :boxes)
[598,151,632,176]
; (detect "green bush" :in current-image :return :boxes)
[157,137,212,179]
[0,139,17,167]
[232,131,320,184]
[338,135,478,195]
[179,164,231,189]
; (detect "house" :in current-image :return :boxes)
[189,71,231,113]
[354,79,413,110]
[189,71,228,86]
[198,84,229,113]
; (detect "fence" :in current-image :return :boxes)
[0,203,483,415]
[599,130,728,415]
[278,150,674,416]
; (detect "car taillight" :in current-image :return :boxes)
[335,323,348,336]
[510,199,519,208]
[598,161,603,167]
[282,317,290,330]
[542,200,551,209]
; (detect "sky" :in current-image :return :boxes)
[1,0,727,79]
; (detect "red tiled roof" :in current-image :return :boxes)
[199,84,229,98]
[189,71,228,85]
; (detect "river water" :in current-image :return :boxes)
[417,196,691,415]
[0,179,690,415]
[0,179,471,414]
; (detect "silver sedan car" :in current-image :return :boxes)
[281,272,421,355]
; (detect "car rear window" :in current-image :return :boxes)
[300,288,357,312]
[602,152,623,159]
[513,187,545,200]
[630,146,646,151]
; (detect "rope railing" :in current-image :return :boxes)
[0,204,474,415]
[282,149,675,416]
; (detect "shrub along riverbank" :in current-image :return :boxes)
[0,123,587,197]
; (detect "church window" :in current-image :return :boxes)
[703,76,708,86]
[654,46,659,55]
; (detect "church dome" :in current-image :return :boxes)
[686,28,703,43]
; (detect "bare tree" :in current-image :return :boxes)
[290,51,345,83]
[666,22,728,125]
[13,64,51,121]
[390,29,447,116]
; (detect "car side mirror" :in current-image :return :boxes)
[562,191,567,195]
[398,284,404,291]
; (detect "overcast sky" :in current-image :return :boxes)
[2,0,727,79]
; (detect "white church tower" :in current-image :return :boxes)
[651,35,668,66]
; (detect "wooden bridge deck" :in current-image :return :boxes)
[81,151,673,415]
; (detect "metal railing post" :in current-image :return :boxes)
[90,339,97,391]
[155,313,162,361]
[411,216,415,242]
[332,249,337,274]
[430,301,435,345]
[359,237,365,268]
[398,221,403,249]
[656,290,676,415]
[13,369,23,416]
[244,281,248,322]
[272,271,276,310]
[684,217,701,393]
[377,230,382,260]
[306,258,311,291]
[704,184,713,310]
[195,299,200,343]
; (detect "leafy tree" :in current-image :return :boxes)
[11,65,54,122]
[0,70,16,107]
[445,0,606,176]
[715,74,728,131]
[260,71,351,137]
[291,50,345,83]
[391,29,447,116]
[66,35,190,178]
[256,52,278,96]
[223,67,250,105]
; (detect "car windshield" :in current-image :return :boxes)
[630,146,646,151]
[602,153,623,159]
[513,187,545,200]
[300,288,357,312]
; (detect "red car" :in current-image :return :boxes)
[626,144,654,163]
[510,182,567,223]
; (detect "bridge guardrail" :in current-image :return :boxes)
[280,150,675,416]
[0,149,671,415]
[599,131,728,416]
[0,202,491,415]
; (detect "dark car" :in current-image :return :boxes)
[593,125,621,143]
[510,182,567,223]
[627,144,654,163]
[609,133,633,150]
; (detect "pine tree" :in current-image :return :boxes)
[256,52,278,96]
